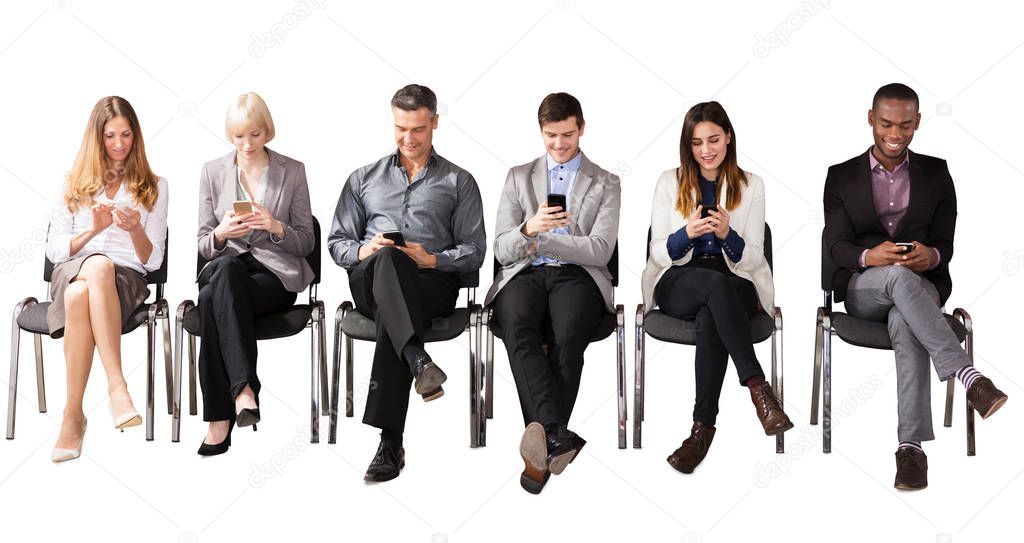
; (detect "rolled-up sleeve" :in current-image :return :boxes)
[141,177,169,271]
[434,172,486,273]
[45,185,74,264]
[327,171,366,270]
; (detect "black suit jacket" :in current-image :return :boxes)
[822,148,957,305]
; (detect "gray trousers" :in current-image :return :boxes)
[846,265,970,442]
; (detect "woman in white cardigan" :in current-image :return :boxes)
[641,101,792,474]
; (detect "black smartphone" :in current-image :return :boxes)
[701,205,718,219]
[895,242,914,253]
[382,231,406,247]
[547,193,567,212]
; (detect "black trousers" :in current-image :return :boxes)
[198,253,297,421]
[492,265,605,429]
[350,247,458,434]
[654,257,762,427]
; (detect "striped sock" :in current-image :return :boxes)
[898,441,923,453]
[956,366,983,389]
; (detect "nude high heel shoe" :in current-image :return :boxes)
[52,418,88,463]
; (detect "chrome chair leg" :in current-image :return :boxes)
[33,333,45,414]
[773,307,784,454]
[161,303,173,416]
[485,309,494,420]
[943,379,954,428]
[822,313,832,454]
[811,308,823,425]
[476,306,486,447]
[146,305,157,441]
[329,304,345,444]
[340,302,354,418]
[172,302,188,443]
[954,308,976,456]
[616,304,626,449]
[309,303,322,444]
[319,306,329,417]
[633,304,644,449]
[7,298,36,440]
[469,307,482,448]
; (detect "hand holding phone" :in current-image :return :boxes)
[547,193,567,212]
[382,231,406,247]
[895,242,915,254]
[700,205,718,220]
[233,200,254,215]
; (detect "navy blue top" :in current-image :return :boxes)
[666,174,745,262]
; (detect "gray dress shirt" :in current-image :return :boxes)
[328,148,486,274]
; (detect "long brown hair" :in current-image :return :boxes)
[65,96,159,212]
[675,101,747,215]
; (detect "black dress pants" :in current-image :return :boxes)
[198,253,297,421]
[492,265,605,429]
[654,256,762,427]
[350,247,458,434]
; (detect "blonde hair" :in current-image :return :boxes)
[65,96,159,212]
[225,92,275,142]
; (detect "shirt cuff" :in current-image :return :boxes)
[666,228,694,261]
[928,248,942,270]
[858,249,868,269]
[721,228,745,263]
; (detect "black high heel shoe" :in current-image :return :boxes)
[197,420,234,456]
[236,408,260,430]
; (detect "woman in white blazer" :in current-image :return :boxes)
[641,101,792,474]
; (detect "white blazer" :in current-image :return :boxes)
[641,168,774,315]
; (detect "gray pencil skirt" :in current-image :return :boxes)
[46,254,150,336]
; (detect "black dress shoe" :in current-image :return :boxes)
[197,420,234,456]
[894,447,928,490]
[411,356,447,402]
[545,424,586,475]
[364,439,405,482]
[236,407,260,429]
[519,422,550,494]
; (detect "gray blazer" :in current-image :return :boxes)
[485,153,621,311]
[197,148,315,293]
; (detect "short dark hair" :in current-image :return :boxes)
[391,84,437,115]
[872,83,919,111]
[538,92,584,128]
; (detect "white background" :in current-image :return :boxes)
[1,1,1022,541]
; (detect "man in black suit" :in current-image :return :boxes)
[823,83,1007,490]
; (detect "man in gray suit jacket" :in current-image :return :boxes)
[485,93,620,494]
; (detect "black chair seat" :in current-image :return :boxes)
[830,311,968,350]
[643,309,775,345]
[181,305,314,340]
[341,307,474,343]
[17,301,152,339]
[489,310,616,344]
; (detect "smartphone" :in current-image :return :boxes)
[700,205,718,219]
[895,242,915,253]
[382,231,406,247]
[114,198,135,214]
[233,200,253,215]
[547,193,567,212]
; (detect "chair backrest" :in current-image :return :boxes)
[490,240,619,287]
[645,224,773,272]
[195,216,322,285]
[820,227,836,293]
[44,228,169,286]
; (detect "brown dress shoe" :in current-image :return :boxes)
[966,377,1008,419]
[894,447,928,490]
[667,421,716,474]
[748,381,794,436]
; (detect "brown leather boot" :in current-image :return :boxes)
[749,381,794,436]
[667,421,716,474]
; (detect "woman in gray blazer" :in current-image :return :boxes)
[195,92,315,455]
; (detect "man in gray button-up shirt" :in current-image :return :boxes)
[328,84,485,483]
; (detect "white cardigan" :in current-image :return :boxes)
[641,168,774,315]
